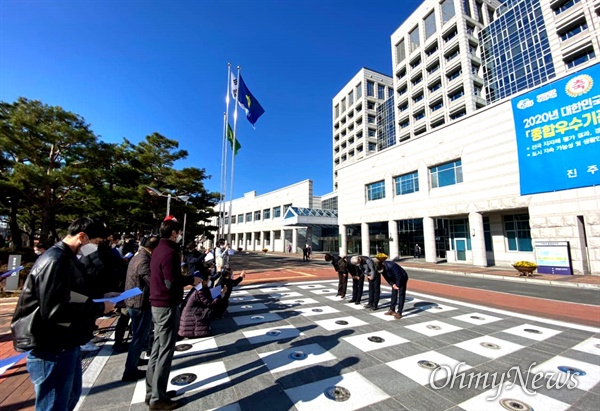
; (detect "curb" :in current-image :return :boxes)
[405,266,600,290]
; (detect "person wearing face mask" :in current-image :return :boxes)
[11,217,115,411]
[146,218,200,410]
[33,242,48,257]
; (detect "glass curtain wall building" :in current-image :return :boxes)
[376,96,397,150]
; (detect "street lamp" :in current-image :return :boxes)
[146,187,190,243]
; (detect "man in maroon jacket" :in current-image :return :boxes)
[145,219,198,410]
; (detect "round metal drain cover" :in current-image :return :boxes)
[174,344,192,352]
[558,365,586,376]
[295,300,305,303]
[171,373,197,386]
[251,315,264,320]
[433,306,443,310]
[417,360,441,370]
[470,316,485,320]
[289,351,307,360]
[524,328,542,334]
[308,285,316,288]
[312,308,323,312]
[267,330,281,336]
[335,320,349,325]
[368,336,385,343]
[241,305,253,309]
[426,325,442,330]
[324,386,351,402]
[481,342,501,350]
[499,398,533,411]
[594,343,600,349]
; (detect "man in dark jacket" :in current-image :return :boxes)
[212,268,246,319]
[121,236,159,382]
[376,260,409,320]
[351,255,379,309]
[11,217,114,411]
[146,219,198,410]
[324,253,347,298]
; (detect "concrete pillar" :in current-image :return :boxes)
[340,224,347,256]
[260,231,265,251]
[251,232,256,251]
[361,222,369,256]
[243,232,247,250]
[270,230,275,251]
[469,211,487,266]
[292,228,298,253]
[280,229,285,252]
[423,217,436,263]
[388,220,399,260]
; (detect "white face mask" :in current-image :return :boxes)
[176,234,183,243]
[34,250,42,255]
[79,243,98,257]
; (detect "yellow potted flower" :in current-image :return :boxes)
[262,248,268,254]
[512,261,537,276]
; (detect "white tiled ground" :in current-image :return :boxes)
[455,335,525,359]
[296,305,340,317]
[173,336,218,358]
[529,355,600,391]
[242,325,304,345]
[502,323,562,341]
[314,316,368,331]
[453,312,504,325]
[571,337,600,356]
[284,371,390,411]
[258,343,337,374]
[458,382,571,411]
[404,320,464,337]
[342,330,409,352]
[386,350,473,386]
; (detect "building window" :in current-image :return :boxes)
[559,20,588,42]
[341,97,346,113]
[503,214,533,252]
[429,81,441,93]
[348,89,354,106]
[388,87,393,99]
[224,217,229,225]
[254,210,261,221]
[447,68,462,81]
[409,26,420,53]
[368,115,376,123]
[395,39,406,64]
[368,129,376,137]
[367,81,375,97]
[449,88,464,101]
[263,208,270,219]
[430,159,463,188]
[553,0,581,15]
[378,84,385,99]
[238,214,244,223]
[394,172,419,195]
[231,215,236,224]
[356,82,362,99]
[245,212,252,222]
[366,180,386,201]
[283,203,292,215]
[441,0,455,24]
[424,11,436,39]
[565,47,595,68]
[462,0,471,17]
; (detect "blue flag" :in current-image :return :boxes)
[231,73,265,126]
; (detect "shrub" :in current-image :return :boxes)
[513,261,537,268]
[262,248,268,253]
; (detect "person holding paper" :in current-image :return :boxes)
[213,269,246,319]
[146,219,199,410]
[121,236,159,382]
[178,270,227,339]
[11,217,115,411]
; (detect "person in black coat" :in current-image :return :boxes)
[213,269,246,319]
[178,271,227,338]
[375,260,409,320]
[324,253,348,298]
[351,255,379,310]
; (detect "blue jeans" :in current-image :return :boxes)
[124,307,153,375]
[27,346,82,411]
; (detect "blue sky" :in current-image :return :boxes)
[0,0,420,198]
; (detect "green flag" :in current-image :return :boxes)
[226,122,241,155]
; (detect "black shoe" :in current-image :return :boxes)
[137,358,149,366]
[122,368,145,382]
[145,391,177,405]
[354,301,361,305]
[349,299,356,303]
[149,399,183,410]
[364,304,373,309]
[369,306,379,311]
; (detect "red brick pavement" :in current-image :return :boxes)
[0,260,598,410]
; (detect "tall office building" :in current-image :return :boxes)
[390,0,502,142]
[481,0,600,103]
[332,68,393,190]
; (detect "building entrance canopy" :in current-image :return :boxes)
[282,207,338,227]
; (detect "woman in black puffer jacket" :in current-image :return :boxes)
[178,271,227,338]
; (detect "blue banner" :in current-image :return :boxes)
[511,64,600,195]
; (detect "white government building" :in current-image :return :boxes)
[213,0,600,276]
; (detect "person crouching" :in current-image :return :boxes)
[178,270,227,338]
[213,269,246,319]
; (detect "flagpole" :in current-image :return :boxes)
[219,63,232,240]
[226,66,241,245]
